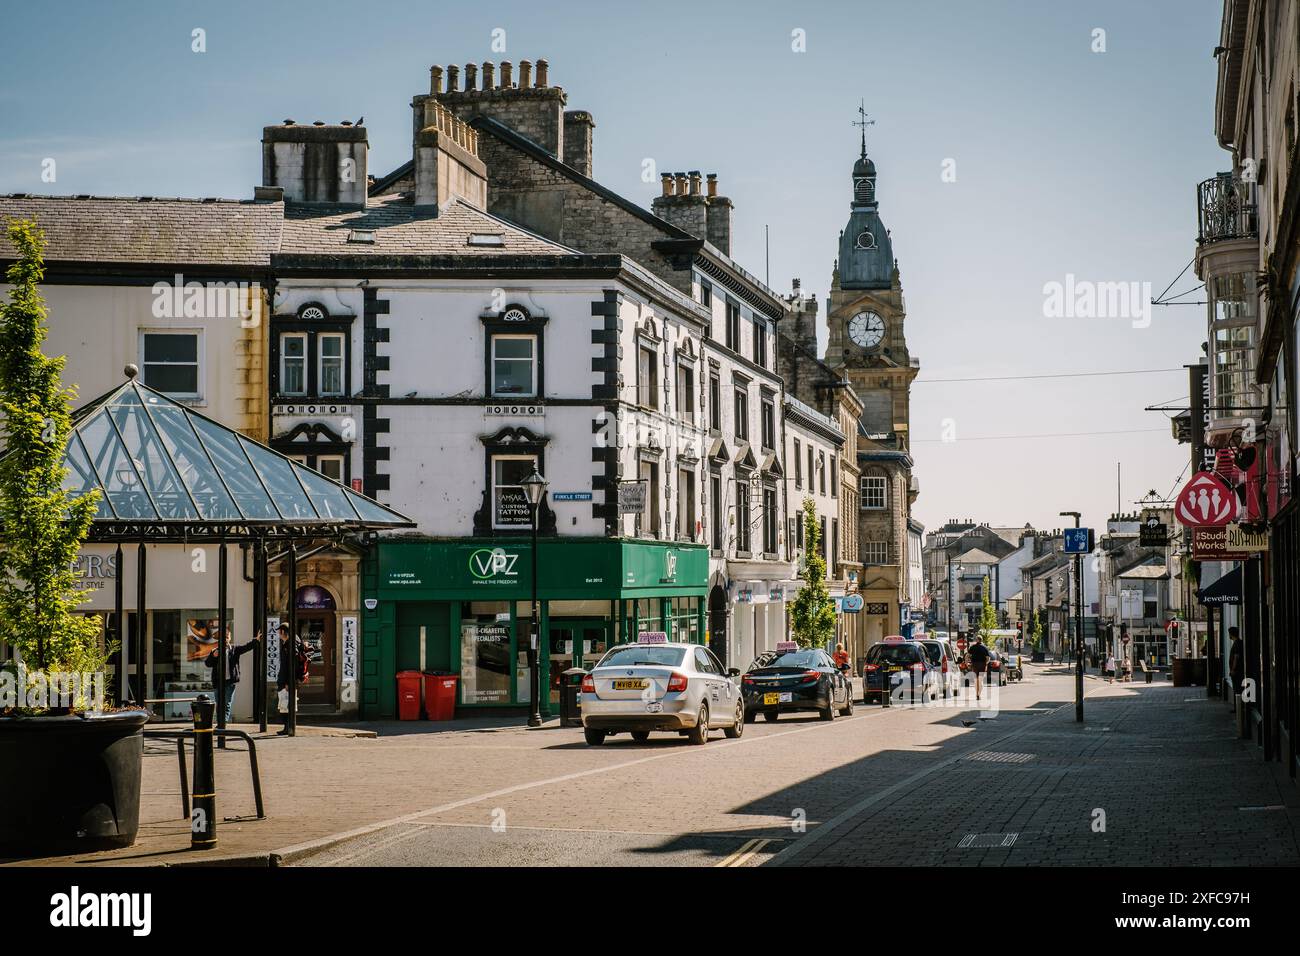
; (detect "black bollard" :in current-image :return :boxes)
[191,695,217,849]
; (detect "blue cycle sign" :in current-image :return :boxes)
[1063,528,1093,554]
[468,547,521,584]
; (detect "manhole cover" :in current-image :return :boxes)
[964,750,1036,764]
[958,832,1018,848]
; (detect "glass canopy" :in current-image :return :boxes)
[52,378,412,537]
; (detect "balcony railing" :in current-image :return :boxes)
[1197,173,1257,243]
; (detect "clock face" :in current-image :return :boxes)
[848,311,885,349]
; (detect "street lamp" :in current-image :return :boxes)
[1060,510,1083,723]
[521,468,549,728]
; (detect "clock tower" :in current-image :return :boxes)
[825,110,920,641]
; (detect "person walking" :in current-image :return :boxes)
[1104,651,1116,684]
[966,635,991,700]
[276,622,309,733]
[1228,626,1244,698]
[203,628,261,722]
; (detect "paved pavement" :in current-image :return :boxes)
[6,663,1297,867]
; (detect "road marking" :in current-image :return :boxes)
[278,710,879,865]
[716,837,771,867]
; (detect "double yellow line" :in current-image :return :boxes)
[716,837,772,867]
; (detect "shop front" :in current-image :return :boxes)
[360,539,708,719]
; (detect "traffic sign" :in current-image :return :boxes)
[1175,471,1235,527]
[1063,527,1094,554]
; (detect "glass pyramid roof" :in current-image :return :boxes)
[55,378,413,532]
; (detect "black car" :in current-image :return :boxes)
[742,647,854,722]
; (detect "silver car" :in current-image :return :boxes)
[579,641,744,745]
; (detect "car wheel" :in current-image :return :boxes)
[820,691,836,721]
[687,705,710,745]
[763,710,779,722]
[584,728,607,746]
[724,700,744,738]
[631,731,650,743]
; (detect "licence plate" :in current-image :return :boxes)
[645,701,662,713]
[763,692,793,705]
[613,679,647,690]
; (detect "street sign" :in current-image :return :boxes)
[617,481,648,514]
[1175,471,1236,527]
[1063,528,1094,554]
[551,491,593,502]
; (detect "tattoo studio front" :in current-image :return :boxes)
[360,539,708,719]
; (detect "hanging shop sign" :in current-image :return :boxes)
[840,594,864,613]
[1175,472,1236,527]
[1139,511,1169,547]
[1191,527,1251,561]
[618,481,648,514]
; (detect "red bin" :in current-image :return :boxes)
[424,673,459,721]
[396,670,423,721]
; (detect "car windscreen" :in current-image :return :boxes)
[597,646,688,668]
[867,644,922,665]
[751,650,824,670]
[918,642,944,665]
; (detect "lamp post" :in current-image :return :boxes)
[521,468,549,728]
[1061,511,1083,723]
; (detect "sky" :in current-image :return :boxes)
[0,0,1226,536]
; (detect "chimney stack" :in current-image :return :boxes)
[705,172,733,256]
[426,58,568,157]
[411,99,487,212]
[262,121,368,206]
[563,110,595,177]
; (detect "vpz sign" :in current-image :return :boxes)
[468,548,521,582]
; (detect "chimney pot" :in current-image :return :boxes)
[447,64,459,91]
[535,58,549,87]
[706,172,718,197]
[500,61,513,87]
[519,60,532,88]
[675,172,688,195]
[313,120,325,126]
[792,278,801,291]
[482,61,494,90]
[283,119,295,125]
[464,63,477,91]
[661,173,673,196]
[689,171,702,195]
[430,65,444,95]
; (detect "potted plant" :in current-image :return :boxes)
[0,219,145,856]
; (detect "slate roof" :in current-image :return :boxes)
[279,194,575,257]
[0,194,282,266]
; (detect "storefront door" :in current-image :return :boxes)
[548,618,610,706]
[298,612,337,707]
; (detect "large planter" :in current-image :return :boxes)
[0,710,147,857]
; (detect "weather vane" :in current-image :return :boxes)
[852,100,875,157]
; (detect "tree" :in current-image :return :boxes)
[789,499,836,649]
[1028,610,1044,650]
[0,219,105,692]
[977,574,997,646]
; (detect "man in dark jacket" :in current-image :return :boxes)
[966,636,991,700]
[204,629,261,722]
[1228,627,1244,698]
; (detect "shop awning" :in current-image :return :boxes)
[1197,567,1242,605]
[42,375,414,541]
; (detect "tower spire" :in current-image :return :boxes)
[852,100,874,158]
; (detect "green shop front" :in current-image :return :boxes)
[359,539,708,719]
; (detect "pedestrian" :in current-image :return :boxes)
[202,628,262,723]
[966,635,991,699]
[1104,651,1116,684]
[1228,626,1244,698]
[1118,624,1132,682]
[276,622,310,734]
[832,642,850,671]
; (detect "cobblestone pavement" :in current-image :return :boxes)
[772,670,1300,867]
[11,663,1297,867]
